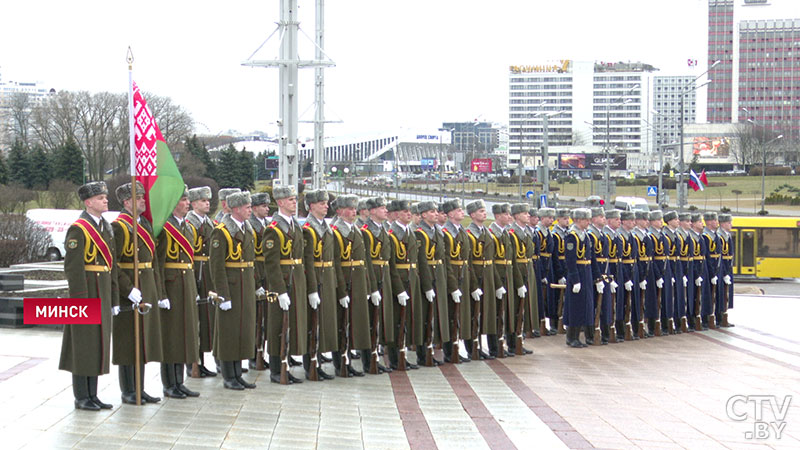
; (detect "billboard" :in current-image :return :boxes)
[471,158,493,173]
[558,153,627,170]
[421,158,436,170]
[265,156,279,169]
[693,136,730,158]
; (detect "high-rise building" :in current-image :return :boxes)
[653,76,697,148]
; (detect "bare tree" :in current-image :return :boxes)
[732,122,784,170]
[2,92,34,148]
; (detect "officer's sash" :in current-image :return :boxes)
[115,213,156,257]
[73,218,113,267]
[164,221,195,262]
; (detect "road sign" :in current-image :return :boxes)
[539,194,547,207]
[647,186,658,197]
[526,190,535,199]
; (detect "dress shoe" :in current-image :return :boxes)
[141,391,161,403]
[318,353,332,363]
[532,330,541,338]
[224,378,246,390]
[405,360,419,370]
[521,347,533,355]
[269,373,290,384]
[241,365,249,373]
[347,365,365,377]
[178,384,201,397]
[547,328,558,336]
[163,386,187,399]
[288,357,301,367]
[287,372,304,383]
[479,351,495,360]
[199,365,217,377]
[75,398,101,411]
[349,350,361,360]
[90,396,113,409]
[317,368,335,380]
[377,362,392,373]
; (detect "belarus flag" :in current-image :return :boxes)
[129,81,185,237]
[688,169,708,192]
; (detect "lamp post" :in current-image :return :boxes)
[604,89,636,206]
[439,127,454,202]
[343,166,350,194]
[331,166,338,193]
[742,109,783,214]
[658,141,677,207]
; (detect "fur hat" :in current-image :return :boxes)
[409,203,420,215]
[78,181,108,201]
[590,207,605,218]
[492,203,511,215]
[188,186,212,202]
[620,211,635,221]
[218,188,241,202]
[332,194,359,210]
[691,213,703,223]
[416,201,437,214]
[556,208,571,218]
[366,197,386,210]
[571,208,591,220]
[663,211,679,222]
[538,207,556,218]
[605,210,621,219]
[440,199,461,214]
[678,212,692,222]
[226,191,251,209]
[304,189,328,206]
[648,210,663,221]
[718,213,732,223]
[634,211,649,220]
[115,181,145,203]
[466,200,485,215]
[511,203,529,215]
[528,208,539,217]
[357,199,369,211]
[251,192,270,207]
[703,211,718,221]
[180,184,189,199]
[392,199,411,212]
[272,185,297,200]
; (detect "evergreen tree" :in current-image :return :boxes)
[28,145,51,189]
[0,152,8,185]
[237,148,255,190]
[185,134,216,180]
[8,139,30,187]
[215,144,239,188]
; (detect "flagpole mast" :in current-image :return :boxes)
[127,47,143,406]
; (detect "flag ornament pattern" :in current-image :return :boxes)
[688,169,708,192]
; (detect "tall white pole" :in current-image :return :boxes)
[278,0,299,189]
[313,0,325,189]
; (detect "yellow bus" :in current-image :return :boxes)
[731,216,800,279]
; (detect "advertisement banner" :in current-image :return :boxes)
[693,137,731,158]
[471,158,493,173]
[558,153,627,170]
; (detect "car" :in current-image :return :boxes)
[614,196,650,212]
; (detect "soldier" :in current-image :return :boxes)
[702,211,723,328]
[440,199,476,363]
[362,196,396,373]
[617,211,640,340]
[355,198,370,229]
[603,209,623,343]
[157,187,201,398]
[410,203,421,227]
[526,208,544,337]
[487,204,516,358]
[210,191,258,389]
[676,212,695,331]
[247,192,271,370]
[436,204,449,230]
[111,181,163,404]
[302,189,337,380]
[718,213,735,327]
[663,211,685,334]
[564,208,600,348]
[263,186,319,384]
[690,213,709,329]
[535,208,557,335]
[644,211,670,336]
[60,181,118,411]
[551,208,571,332]
[464,200,499,360]
[185,186,217,378]
[509,204,535,353]
[632,211,652,337]
[586,207,610,345]
[415,201,447,366]
[214,188,241,223]
[387,200,429,370]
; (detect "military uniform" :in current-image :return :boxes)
[441,218,475,362]
[247,205,269,370]
[676,218,694,331]
[587,221,610,344]
[534,218,557,334]
[551,220,569,332]
[509,219,537,353]
[631,219,653,337]
[363,217,399,347]
[662,221,681,334]
[603,220,623,342]
[702,220,722,327]
[186,206,216,376]
[564,217,598,347]
[304,214,340,358]
[718,217,734,326]
[416,217,448,366]
[617,220,639,340]
[646,218,672,336]
[465,222,500,357]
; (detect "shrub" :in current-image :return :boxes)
[0,214,52,267]
[0,184,35,214]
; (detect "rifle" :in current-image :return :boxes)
[471,287,480,361]
[308,303,319,381]
[593,284,603,346]
[549,283,566,334]
[280,308,290,385]
[452,301,461,364]
[425,291,435,367]
[638,284,646,339]
[721,281,730,327]
[624,289,633,341]
[191,259,206,378]
[339,300,351,377]
[369,292,381,375]
[397,297,408,371]
[708,281,717,330]
[497,282,506,359]
[680,279,689,333]
[609,282,617,343]
[655,284,663,337]
[515,284,525,356]
[694,283,703,331]
[255,290,269,371]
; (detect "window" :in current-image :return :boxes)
[757,228,800,257]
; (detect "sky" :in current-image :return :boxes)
[0,0,796,140]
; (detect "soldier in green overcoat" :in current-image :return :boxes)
[247,192,271,370]
[210,191,258,389]
[59,181,119,411]
[111,181,164,405]
[487,203,518,358]
[415,201,447,366]
[186,186,216,377]
[509,204,536,355]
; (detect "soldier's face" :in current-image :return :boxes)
[680,219,691,230]
[541,216,553,227]
[515,212,529,226]
[650,220,662,230]
[622,219,634,230]
[470,208,487,224]
[123,195,145,215]
[309,201,328,219]
[692,220,703,232]
[576,218,589,230]
[592,216,606,227]
[371,205,388,221]
[557,217,569,227]
[398,209,412,224]
[437,212,447,225]
[448,208,464,223]
[608,217,620,229]
[278,196,297,215]
[85,194,108,215]
[252,204,269,218]
[421,210,437,225]
[388,211,398,222]
[530,216,539,227]
[231,204,252,222]
[721,221,732,232]
[706,219,718,229]
[667,218,679,229]
[635,219,647,228]
[339,207,356,222]
[173,197,190,218]
[192,199,210,215]
[411,213,420,225]
[495,212,510,225]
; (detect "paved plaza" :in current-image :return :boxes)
[1,290,798,449]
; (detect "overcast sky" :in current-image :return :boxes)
[0,0,796,140]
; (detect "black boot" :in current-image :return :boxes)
[73,375,100,411]
[161,363,186,399]
[87,375,112,409]
[318,352,332,363]
[416,345,426,366]
[234,361,256,388]
[487,334,498,357]
[566,327,582,348]
[222,361,245,389]
[647,319,656,337]
[601,325,609,345]
[175,363,200,397]
[386,347,398,370]
[443,341,453,363]
[139,365,161,403]
[268,356,287,385]
[615,321,625,342]
[584,326,594,346]
[119,365,137,405]
[304,354,331,380]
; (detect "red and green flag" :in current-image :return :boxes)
[130,81,184,237]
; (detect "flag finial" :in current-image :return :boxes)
[127,47,134,68]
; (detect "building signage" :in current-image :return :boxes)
[557,153,627,170]
[471,158,493,173]
[509,60,570,74]
[421,158,437,170]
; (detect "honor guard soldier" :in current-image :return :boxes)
[617,211,640,340]
[718,214,735,327]
[186,186,217,377]
[214,188,241,223]
[464,200,499,360]
[363,197,397,373]
[157,187,201,398]
[564,208,600,348]
[264,186,319,384]
[587,207,610,345]
[526,208,545,337]
[676,212,695,331]
[645,211,670,336]
[355,198,370,229]
[663,211,685,334]
[702,212,721,329]
[436,204,449,230]
[247,192,271,370]
[632,211,653,337]
[210,191,258,389]
[440,199,476,363]
[603,209,623,342]
[535,208,557,335]
[487,204,515,358]
[410,203,422,228]
[551,208,571,332]
[60,181,118,411]
[690,213,709,329]
[387,200,429,370]
[111,181,163,404]
[509,204,535,354]
[415,201,447,366]
[302,190,338,380]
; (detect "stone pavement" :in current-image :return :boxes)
[1,293,798,449]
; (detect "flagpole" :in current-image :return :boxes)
[127,47,142,406]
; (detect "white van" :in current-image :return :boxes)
[26,209,120,260]
[613,197,650,212]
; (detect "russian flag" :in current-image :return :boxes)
[688,169,706,192]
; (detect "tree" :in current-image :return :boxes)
[215,144,240,188]
[0,152,8,185]
[236,148,256,190]
[7,139,30,187]
[732,122,784,170]
[49,179,78,209]
[28,145,51,189]
[2,92,34,148]
[50,138,84,185]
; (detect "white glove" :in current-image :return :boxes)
[610,281,618,293]
[639,280,647,290]
[195,294,201,304]
[471,288,482,302]
[695,277,703,287]
[683,276,688,287]
[158,299,171,310]
[572,283,581,294]
[278,293,291,311]
[656,278,664,289]
[112,305,120,316]
[128,287,142,305]
[517,286,527,298]
[541,278,548,285]
[397,291,409,306]
[339,296,350,308]
[723,275,732,285]
[711,276,718,285]
[425,289,435,303]
[624,280,633,291]
[256,287,266,298]
[672,277,676,285]
[308,292,321,310]
[451,289,462,303]
[370,291,382,306]
[595,281,605,294]
[219,300,232,311]
[558,277,566,285]
[495,287,507,299]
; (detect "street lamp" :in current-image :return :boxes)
[343,166,350,194]
[604,86,638,206]
[438,127,454,202]
[658,141,677,207]
[538,110,564,204]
